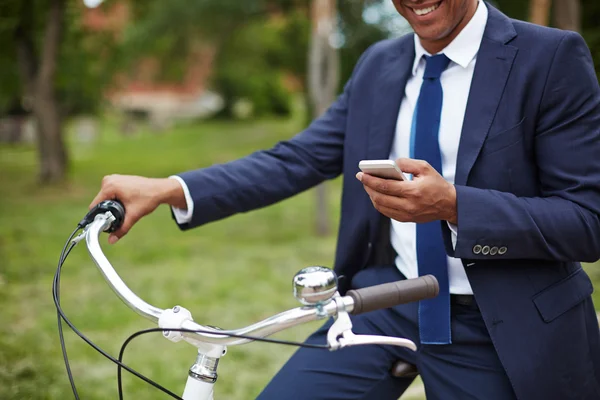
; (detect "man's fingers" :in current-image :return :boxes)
[90,175,117,209]
[373,203,412,222]
[107,219,132,244]
[363,185,408,209]
[363,185,417,215]
[106,207,149,244]
[364,193,413,222]
[357,173,408,196]
[89,189,110,210]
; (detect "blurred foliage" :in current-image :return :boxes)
[580,0,600,77]
[58,5,123,115]
[492,0,528,21]
[212,16,309,117]
[122,0,309,118]
[494,0,600,77]
[1,0,600,119]
[0,3,22,114]
[338,1,390,91]
[0,0,121,116]
[121,0,393,118]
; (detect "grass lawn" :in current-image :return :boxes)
[0,109,598,400]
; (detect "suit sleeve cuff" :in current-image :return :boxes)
[169,175,193,224]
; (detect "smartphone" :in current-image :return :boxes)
[358,160,407,181]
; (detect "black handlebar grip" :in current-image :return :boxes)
[101,200,125,232]
[346,275,439,315]
[79,200,125,232]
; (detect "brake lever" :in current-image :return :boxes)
[72,213,115,245]
[326,296,417,352]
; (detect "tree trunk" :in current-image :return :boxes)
[35,89,67,184]
[14,0,67,184]
[530,0,552,26]
[34,0,67,184]
[553,0,580,32]
[309,0,339,236]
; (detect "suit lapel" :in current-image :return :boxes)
[454,5,518,186]
[366,38,415,160]
[365,38,415,241]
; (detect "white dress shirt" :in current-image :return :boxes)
[172,1,488,295]
[389,0,488,295]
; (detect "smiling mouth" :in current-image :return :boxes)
[411,1,442,16]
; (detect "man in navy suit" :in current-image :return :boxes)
[91,0,600,398]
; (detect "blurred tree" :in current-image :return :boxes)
[337,0,389,88]
[124,0,309,118]
[553,0,580,32]
[0,0,119,183]
[309,0,339,236]
[494,0,600,78]
[210,16,305,118]
[122,0,393,118]
[529,0,552,26]
[5,0,68,183]
[581,0,600,76]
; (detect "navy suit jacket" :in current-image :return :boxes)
[177,5,600,399]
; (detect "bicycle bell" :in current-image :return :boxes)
[293,266,338,306]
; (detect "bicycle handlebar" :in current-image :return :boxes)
[84,213,355,346]
[83,210,438,348]
[86,215,164,322]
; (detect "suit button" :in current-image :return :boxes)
[367,242,372,250]
[473,245,482,255]
[498,246,507,255]
[482,245,490,255]
[490,246,498,256]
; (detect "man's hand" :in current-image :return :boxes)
[89,175,186,244]
[356,158,458,225]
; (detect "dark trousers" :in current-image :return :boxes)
[257,265,517,400]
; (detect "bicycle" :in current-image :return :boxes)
[53,200,439,400]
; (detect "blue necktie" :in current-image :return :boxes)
[412,54,451,345]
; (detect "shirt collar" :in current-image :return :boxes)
[411,0,488,76]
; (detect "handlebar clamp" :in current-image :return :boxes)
[158,305,193,343]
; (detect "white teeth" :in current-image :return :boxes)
[413,3,439,16]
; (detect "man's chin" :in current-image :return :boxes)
[413,26,453,45]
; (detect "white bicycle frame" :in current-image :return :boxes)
[78,212,421,400]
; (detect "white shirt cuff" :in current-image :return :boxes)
[169,176,194,224]
[447,222,458,250]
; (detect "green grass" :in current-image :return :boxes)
[0,112,345,399]
[0,109,597,400]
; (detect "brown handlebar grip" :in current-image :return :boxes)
[347,275,439,315]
